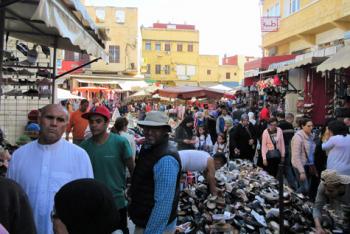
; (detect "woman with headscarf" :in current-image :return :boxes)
[248,111,256,125]
[175,116,195,150]
[229,113,257,161]
[52,178,120,234]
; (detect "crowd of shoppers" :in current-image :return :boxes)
[0,97,350,234]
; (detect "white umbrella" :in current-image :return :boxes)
[57,88,84,100]
[209,84,233,92]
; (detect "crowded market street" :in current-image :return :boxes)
[1,0,350,234]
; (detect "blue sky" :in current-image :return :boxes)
[86,0,262,58]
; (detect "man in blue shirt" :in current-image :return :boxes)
[128,111,181,234]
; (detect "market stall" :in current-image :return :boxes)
[57,88,84,101]
[0,0,107,144]
[156,86,225,100]
[177,159,348,233]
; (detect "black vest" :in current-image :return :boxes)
[129,140,181,228]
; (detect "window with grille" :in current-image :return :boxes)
[177,44,183,52]
[188,44,193,52]
[164,65,170,74]
[109,45,120,63]
[155,64,161,74]
[116,10,125,23]
[64,51,74,61]
[145,42,151,50]
[96,8,105,22]
[164,43,171,51]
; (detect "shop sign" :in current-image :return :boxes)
[261,17,279,32]
[244,69,259,78]
[268,59,295,70]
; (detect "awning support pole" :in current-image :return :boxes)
[0,0,22,8]
[55,57,101,79]
[278,162,285,234]
[286,79,303,97]
[52,38,57,104]
[0,7,5,107]
[0,7,5,75]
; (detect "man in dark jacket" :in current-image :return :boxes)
[277,112,296,189]
[129,111,181,234]
[229,113,257,161]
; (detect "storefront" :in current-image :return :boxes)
[317,46,350,121]
[243,55,296,112]
[275,56,330,126]
[0,0,107,144]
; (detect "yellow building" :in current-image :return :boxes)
[221,55,257,85]
[141,23,239,86]
[84,6,138,74]
[262,0,350,56]
[141,23,199,86]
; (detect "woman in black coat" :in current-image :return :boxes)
[175,116,196,150]
[229,113,257,161]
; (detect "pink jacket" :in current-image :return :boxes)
[291,130,315,174]
[261,127,285,161]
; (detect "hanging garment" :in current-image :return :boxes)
[40,45,50,58]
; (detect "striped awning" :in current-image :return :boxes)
[317,46,350,72]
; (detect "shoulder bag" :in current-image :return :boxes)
[266,131,281,160]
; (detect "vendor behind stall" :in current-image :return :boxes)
[179,150,227,196]
[313,169,350,234]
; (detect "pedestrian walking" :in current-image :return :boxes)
[65,99,89,145]
[7,104,93,234]
[261,118,285,177]
[291,118,316,195]
[129,111,181,234]
[80,106,134,234]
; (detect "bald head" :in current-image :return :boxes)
[38,104,69,145]
[40,104,69,121]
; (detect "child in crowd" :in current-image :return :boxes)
[195,125,213,153]
[213,133,229,159]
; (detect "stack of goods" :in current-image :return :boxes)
[176,159,345,234]
[2,41,52,99]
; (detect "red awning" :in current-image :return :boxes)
[156,86,224,100]
[244,55,297,71]
[244,77,257,87]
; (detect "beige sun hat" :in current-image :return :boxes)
[138,111,171,132]
[321,169,350,185]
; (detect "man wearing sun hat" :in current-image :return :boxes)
[80,105,134,234]
[129,111,181,234]
[313,169,350,234]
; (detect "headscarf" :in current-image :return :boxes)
[54,179,119,234]
[248,112,256,125]
[321,169,350,185]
